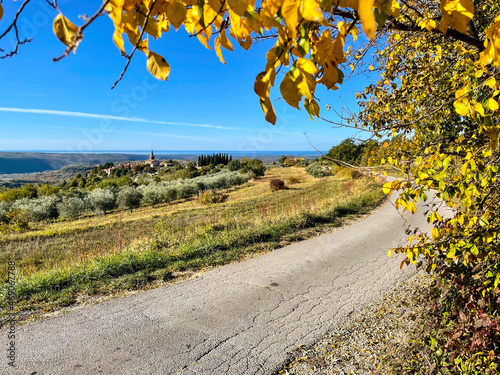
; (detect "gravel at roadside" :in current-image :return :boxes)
[276,271,432,375]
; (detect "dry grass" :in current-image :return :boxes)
[0,168,387,317]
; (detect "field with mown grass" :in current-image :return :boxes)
[0,167,386,320]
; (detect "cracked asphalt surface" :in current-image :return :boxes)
[3,191,433,375]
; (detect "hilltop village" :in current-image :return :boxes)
[101,150,174,175]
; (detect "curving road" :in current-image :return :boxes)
[3,190,437,375]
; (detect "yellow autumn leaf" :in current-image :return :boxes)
[214,37,226,64]
[135,10,161,39]
[220,29,233,51]
[304,98,320,118]
[260,8,280,29]
[408,201,417,214]
[358,0,376,40]
[146,51,171,81]
[166,0,187,31]
[296,74,313,100]
[297,57,319,75]
[461,161,469,175]
[314,29,333,65]
[488,98,499,111]
[332,21,347,64]
[386,0,400,17]
[299,0,323,22]
[382,181,393,194]
[260,97,277,125]
[280,73,301,109]
[484,76,497,89]
[227,0,248,16]
[53,14,80,48]
[254,70,274,99]
[319,60,339,89]
[281,0,298,42]
[453,101,469,116]
[480,15,500,68]
[113,30,125,54]
[438,0,474,35]
[418,18,437,31]
[473,102,485,116]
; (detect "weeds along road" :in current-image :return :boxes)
[5,189,437,375]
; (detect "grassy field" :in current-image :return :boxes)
[0,167,386,318]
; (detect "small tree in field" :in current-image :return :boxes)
[117,187,142,212]
[88,189,116,215]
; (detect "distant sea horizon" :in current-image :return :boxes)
[2,150,325,156]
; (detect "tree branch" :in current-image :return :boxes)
[0,0,33,58]
[111,0,159,89]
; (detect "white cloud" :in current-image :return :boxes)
[0,107,237,130]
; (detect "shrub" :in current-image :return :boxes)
[176,183,196,200]
[269,179,286,192]
[11,196,61,222]
[38,184,60,196]
[0,184,38,202]
[0,201,12,223]
[57,196,88,220]
[227,159,241,171]
[351,170,364,179]
[241,159,266,178]
[88,188,116,215]
[286,176,302,184]
[140,184,162,205]
[117,186,143,212]
[306,162,329,178]
[198,190,229,205]
[160,187,177,203]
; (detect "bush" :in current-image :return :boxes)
[227,159,241,171]
[176,183,196,200]
[351,170,364,179]
[140,184,162,205]
[117,186,143,211]
[269,179,286,192]
[160,187,177,203]
[0,184,38,202]
[88,188,116,215]
[11,196,61,222]
[57,196,88,220]
[198,190,229,205]
[241,159,266,178]
[306,162,329,178]
[0,201,12,223]
[286,176,302,184]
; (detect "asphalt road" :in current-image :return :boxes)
[3,191,436,375]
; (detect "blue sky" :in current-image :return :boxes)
[0,1,376,152]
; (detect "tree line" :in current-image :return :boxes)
[197,153,232,167]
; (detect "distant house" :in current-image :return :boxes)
[101,149,164,174]
[284,157,305,166]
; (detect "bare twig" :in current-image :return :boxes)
[319,115,374,132]
[0,0,33,58]
[303,132,405,173]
